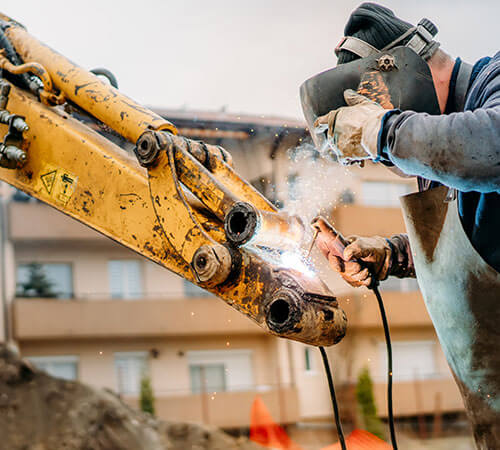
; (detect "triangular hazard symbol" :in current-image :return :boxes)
[41,170,57,195]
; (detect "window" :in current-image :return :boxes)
[287,173,299,201]
[187,350,253,393]
[361,181,412,207]
[28,355,78,380]
[380,277,419,292]
[190,364,226,394]
[183,279,213,298]
[16,263,73,298]
[12,188,37,202]
[339,188,355,204]
[304,347,315,373]
[380,341,436,381]
[114,352,148,395]
[109,260,142,299]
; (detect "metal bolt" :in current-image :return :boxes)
[192,244,232,286]
[134,131,162,167]
[12,117,29,133]
[377,54,396,72]
[0,145,27,168]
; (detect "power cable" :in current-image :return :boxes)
[319,282,398,450]
[319,346,347,450]
[372,283,398,449]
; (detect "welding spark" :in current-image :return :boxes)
[280,251,315,278]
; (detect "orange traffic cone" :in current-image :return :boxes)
[250,396,391,450]
[250,396,303,450]
[321,429,392,450]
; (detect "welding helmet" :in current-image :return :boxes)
[300,19,441,159]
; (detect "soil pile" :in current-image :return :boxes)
[0,344,259,450]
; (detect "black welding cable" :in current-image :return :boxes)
[319,346,347,450]
[371,283,398,450]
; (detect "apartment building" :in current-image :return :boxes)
[0,110,464,432]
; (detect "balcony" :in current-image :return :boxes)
[339,377,464,419]
[341,291,432,328]
[13,297,263,340]
[9,202,105,241]
[332,204,406,237]
[124,386,299,428]
[374,378,464,417]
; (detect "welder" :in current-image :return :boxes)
[310,3,500,448]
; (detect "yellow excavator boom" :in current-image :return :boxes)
[0,13,346,346]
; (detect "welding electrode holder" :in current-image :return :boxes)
[310,216,349,260]
[311,216,381,290]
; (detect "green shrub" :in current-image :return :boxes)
[356,366,384,439]
[18,263,56,298]
[140,373,155,416]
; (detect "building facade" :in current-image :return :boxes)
[0,109,464,433]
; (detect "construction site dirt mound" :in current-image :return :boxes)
[0,344,259,450]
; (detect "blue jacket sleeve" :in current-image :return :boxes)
[383,70,500,193]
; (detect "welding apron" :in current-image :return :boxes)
[401,186,500,448]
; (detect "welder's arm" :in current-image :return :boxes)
[380,76,500,193]
[387,234,415,279]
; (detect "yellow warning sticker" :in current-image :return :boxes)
[38,166,78,207]
[40,170,56,195]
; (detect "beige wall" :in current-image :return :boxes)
[0,183,15,343]
[291,341,333,419]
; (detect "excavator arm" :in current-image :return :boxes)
[0,14,346,346]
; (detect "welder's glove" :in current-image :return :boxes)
[316,232,392,288]
[314,89,386,165]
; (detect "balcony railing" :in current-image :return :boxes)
[340,291,431,328]
[123,386,299,428]
[13,297,263,339]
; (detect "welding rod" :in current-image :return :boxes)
[306,229,319,257]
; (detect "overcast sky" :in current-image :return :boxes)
[4,0,499,119]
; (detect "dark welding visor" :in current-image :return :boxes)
[300,46,440,157]
[300,18,442,158]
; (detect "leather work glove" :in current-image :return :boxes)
[314,218,392,287]
[314,89,386,165]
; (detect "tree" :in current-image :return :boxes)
[17,263,56,298]
[356,366,385,439]
[140,373,155,416]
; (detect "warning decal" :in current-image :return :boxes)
[38,166,78,207]
[40,170,57,195]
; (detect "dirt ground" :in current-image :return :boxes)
[0,344,259,450]
[286,423,475,450]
